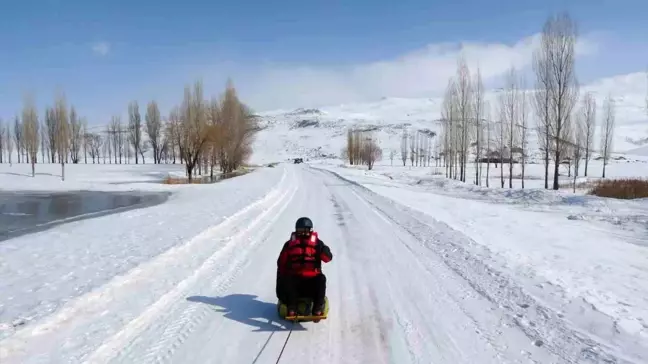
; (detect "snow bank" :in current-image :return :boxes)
[0,163,221,192]
[314,162,648,344]
[0,162,285,339]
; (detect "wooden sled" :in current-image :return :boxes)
[277,296,329,322]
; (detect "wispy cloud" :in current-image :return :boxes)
[91,41,111,56]
[236,32,599,111]
[70,32,602,123]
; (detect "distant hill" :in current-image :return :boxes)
[250,72,648,164]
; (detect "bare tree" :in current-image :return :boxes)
[360,133,382,170]
[87,133,103,164]
[46,108,57,163]
[400,128,408,166]
[168,108,182,165]
[118,117,126,164]
[409,130,416,166]
[418,132,422,166]
[109,116,126,164]
[441,119,450,177]
[216,79,257,174]
[571,112,586,192]
[95,134,104,164]
[542,13,579,190]
[103,133,109,164]
[503,67,520,188]
[426,137,430,166]
[345,129,355,165]
[601,95,616,178]
[581,92,596,176]
[22,94,40,176]
[13,116,23,163]
[204,97,218,177]
[82,119,88,164]
[84,133,94,163]
[518,86,530,188]
[103,125,111,163]
[40,120,48,163]
[418,133,422,167]
[484,102,492,187]
[128,101,143,164]
[455,58,473,182]
[434,135,441,172]
[6,123,13,165]
[496,93,509,188]
[109,116,121,164]
[144,100,162,164]
[54,92,69,180]
[533,31,554,189]
[68,106,83,164]
[441,80,458,179]
[352,129,362,165]
[473,68,484,185]
[178,80,210,181]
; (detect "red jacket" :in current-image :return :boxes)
[277,231,332,277]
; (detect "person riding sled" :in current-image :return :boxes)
[276,217,333,318]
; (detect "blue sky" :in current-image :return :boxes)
[0,0,647,124]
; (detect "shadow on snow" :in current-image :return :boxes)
[186,294,306,332]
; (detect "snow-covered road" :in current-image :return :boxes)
[0,164,642,363]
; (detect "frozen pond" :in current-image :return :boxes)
[0,190,170,241]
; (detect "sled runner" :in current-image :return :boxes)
[278,296,329,322]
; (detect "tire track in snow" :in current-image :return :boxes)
[349,188,530,363]
[0,167,293,364]
[325,190,393,364]
[330,169,639,364]
[98,168,299,364]
[380,201,632,363]
[311,167,555,363]
[272,166,393,364]
[345,187,470,363]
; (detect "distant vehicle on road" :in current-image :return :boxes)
[293,158,304,164]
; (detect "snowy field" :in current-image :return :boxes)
[0,162,285,340]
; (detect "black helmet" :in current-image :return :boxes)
[295,217,313,235]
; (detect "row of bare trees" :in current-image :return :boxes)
[343,129,382,170]
[0,97,154,171]
[435,12,618,191]
[438,59,486,185]
[398,128,437,167]
[0,93,76,178]
[532,13,616,189]
[0,80,257,181]
[167,80,257,181]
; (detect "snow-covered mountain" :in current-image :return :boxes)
[251,98,442,164]
[250,72,648,164]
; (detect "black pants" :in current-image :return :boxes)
[276,273,326,308]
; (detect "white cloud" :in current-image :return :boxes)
[92,41,111,56]
[237,33,599,111]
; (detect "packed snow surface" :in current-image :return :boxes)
[1,162,646,363]
[315,159,648,357]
